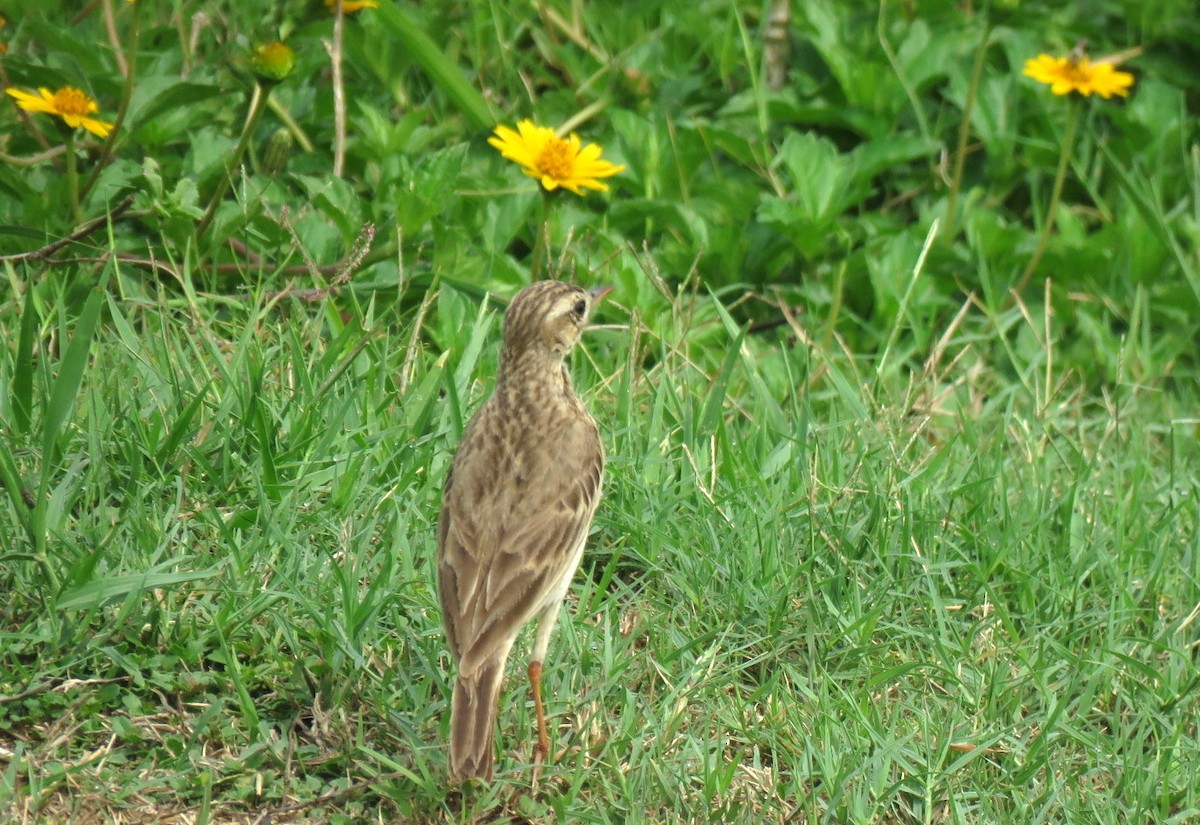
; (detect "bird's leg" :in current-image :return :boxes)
[528,660,551,762]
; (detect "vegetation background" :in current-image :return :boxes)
[1,0,1198,822]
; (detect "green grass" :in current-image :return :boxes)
[1,275,1196,822]
[2,1,1199,823]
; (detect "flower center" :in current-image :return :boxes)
[52,87,95,117]
[1062,60,1092,84]
[535,137,574,180]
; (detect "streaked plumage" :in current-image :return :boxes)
[437,280,610,782]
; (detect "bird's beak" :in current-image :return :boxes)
[588,285,615,304]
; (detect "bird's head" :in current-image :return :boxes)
[502,280,613,360]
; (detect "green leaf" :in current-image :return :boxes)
[852,134,938,181]
[126,81,227,136]
[373,3,493,131]
[394,144,468,235]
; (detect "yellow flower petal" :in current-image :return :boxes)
[7,88,54,115]
[75,115,114,138]
[324,0,378,11]
[489,119,625,196]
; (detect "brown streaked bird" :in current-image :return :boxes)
[437,280,611,782]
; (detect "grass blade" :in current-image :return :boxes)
[40,287,104,472]
[0,437,33,546]
[55,569,215,611]
[11,284,37,435]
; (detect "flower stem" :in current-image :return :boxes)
[944,21,992,242]
[1015,100,1081,295]
[327,0,347,179]
[197,82,271,237]
[65,132,81,224]
[532,192,552,280]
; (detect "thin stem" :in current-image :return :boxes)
[877,0,931,144]
[0,146,67,167]
[944,21,992,242]
[531,192,553,280]
[101,0,129,78]
[326,0,347,178]
[82,0,141,203]
[1015,100,1082,295]
[266,96,315,153]
[197,82,272,237]
[65,132,81,224]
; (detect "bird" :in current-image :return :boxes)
[437,280,611,782]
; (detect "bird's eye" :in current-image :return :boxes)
[571,299,587,319]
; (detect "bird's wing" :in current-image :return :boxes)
[437,410,603,675]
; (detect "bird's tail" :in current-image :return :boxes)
[449,657,505,781]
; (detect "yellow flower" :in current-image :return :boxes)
[1023,52,1134,98]
[324,0,379,11]
[6,86,114,138]
[488,120,625,196]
